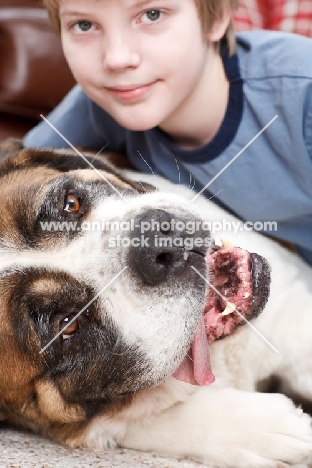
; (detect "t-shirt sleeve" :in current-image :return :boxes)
[23,85,125,152]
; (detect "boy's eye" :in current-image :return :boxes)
[141,10,162,23]
[73,20,94,33]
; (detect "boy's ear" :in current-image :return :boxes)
[206,10,232,43]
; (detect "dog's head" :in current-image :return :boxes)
[0,140,270,434]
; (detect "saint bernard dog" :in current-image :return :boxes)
[0,139,312,468]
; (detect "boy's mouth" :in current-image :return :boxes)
[105,81,158,102]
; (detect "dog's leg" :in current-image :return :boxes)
[120,386,312,468]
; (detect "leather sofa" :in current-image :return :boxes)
[0,0,75,141]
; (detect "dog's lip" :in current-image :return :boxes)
[204,240,271,343]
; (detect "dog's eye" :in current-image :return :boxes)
[64,195,81,213]
[60,314,79,339]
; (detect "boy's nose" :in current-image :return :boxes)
[103,36,141,71]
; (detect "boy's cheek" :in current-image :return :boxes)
[61,41,98,80]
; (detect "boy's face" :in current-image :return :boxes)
[59,0,222,132]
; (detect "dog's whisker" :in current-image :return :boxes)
[137,150,156,177]
[189,173,196,191]
[132,179,147,193]
[122,170,148,194]
[91,144,110,164]
[208,189,224,201]
[14,157,31,166]
[174,159,181,185]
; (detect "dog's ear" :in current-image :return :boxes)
[0,139,156,194]
[0,139,117,175]
[0,138,24,152]
[0,138,24,160]
[0,139,128,175]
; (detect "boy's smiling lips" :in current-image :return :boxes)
[104,81,158,102]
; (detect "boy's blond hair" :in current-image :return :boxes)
[44,0,238,55]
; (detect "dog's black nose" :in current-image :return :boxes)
[128,209,209,285]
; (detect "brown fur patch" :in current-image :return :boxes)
[72,168,137,192]
[28,277,63,297]
[35,380,86,424]
[0,167,59,249]
[0,343,38,403]
[0,138,24,153]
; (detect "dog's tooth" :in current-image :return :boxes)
[183,251,189,261]
[221,301,236,316]
[220,237,235,249]
[214,236,223,247]
[242,292,250,299]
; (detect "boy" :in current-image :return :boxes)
[24,0,312,265]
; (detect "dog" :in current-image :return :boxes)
[0,139,312,468]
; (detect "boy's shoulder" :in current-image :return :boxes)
[236,30,312,79]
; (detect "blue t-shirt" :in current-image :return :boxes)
[24,31,312,265]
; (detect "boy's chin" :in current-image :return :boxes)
[109,105,168,132]
[114,115,161,132]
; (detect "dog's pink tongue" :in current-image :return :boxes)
[173,316,215,386]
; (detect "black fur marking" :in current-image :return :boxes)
[4,267,153,413]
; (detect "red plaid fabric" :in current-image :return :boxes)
[234,0,265,31]
[233,0,312,37]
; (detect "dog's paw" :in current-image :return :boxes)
[120,386,312,468]
[203,390,312,468]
